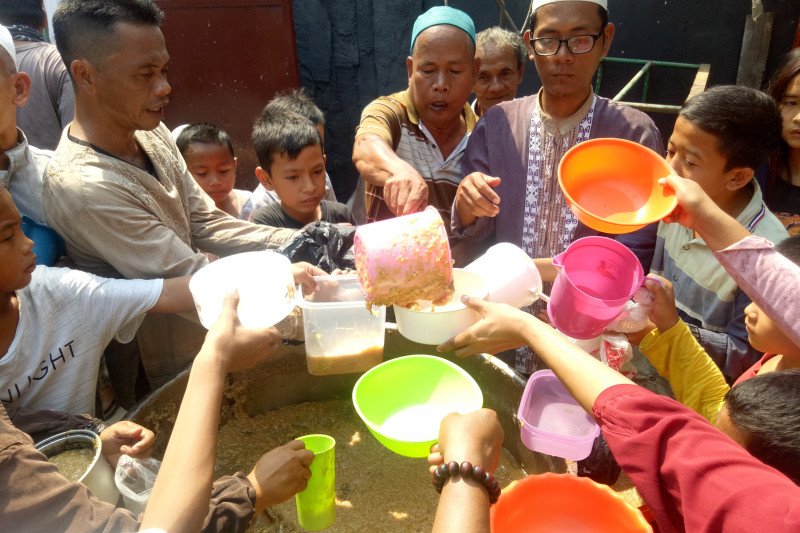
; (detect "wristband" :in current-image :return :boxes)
[432,460,501,504]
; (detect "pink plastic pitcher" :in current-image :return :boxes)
[547,237,644,339]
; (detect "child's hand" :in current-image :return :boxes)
[202,292,283,373]
[645,275,680,333]
[247,440,314,513]
[625,275,680,345]
[292,262,326,295]
[659,175,715,229]
[100,420,156,468]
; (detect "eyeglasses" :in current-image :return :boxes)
[529,32,604,56]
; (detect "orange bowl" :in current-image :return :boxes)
[490,473,652,533]
[558,138,677,234]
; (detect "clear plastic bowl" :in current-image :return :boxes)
[296,275,386,376]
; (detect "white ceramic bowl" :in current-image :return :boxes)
[189,251,295,329]
[37,429,120,505]
[394,269,488,345]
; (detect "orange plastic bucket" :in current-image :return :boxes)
[558,138,677,234]
[490,473,652,532]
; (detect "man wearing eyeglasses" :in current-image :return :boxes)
[452,0,663,374]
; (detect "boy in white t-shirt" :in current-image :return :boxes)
[0,187,195,415]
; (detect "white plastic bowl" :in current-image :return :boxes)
[464,242,546,308]
[37,430,120,505]
[189,251,295,329]
[394,269,488,345]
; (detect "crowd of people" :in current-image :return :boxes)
[0,0,799,531]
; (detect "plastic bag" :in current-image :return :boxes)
[577,434,622,486]
[572,333,634,376]
[277,222,356,272]
[606,287,654,333]
[114,454,161,515]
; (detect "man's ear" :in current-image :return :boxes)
[725,167,754,192]
[71,59,98,96]
[523,29,537,63]
[601,23,615,56]
[406,56,414,85]
[12,72,31,108]
[255,166,275,191]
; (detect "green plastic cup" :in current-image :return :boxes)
[295,434,336,531]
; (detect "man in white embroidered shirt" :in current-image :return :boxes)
[452,0,663,373]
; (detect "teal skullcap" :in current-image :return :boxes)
[409,6,476,55]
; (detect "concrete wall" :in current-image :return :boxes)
[294,0,799,203]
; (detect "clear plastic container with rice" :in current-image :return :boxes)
[296,275,386,376]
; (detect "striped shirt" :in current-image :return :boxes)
[356,90,477,230]
[651,182,788,379]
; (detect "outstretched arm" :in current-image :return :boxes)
[439,298,631,412]
[430,410,504,533]
[353,133,428,216]
[140,293,286,532]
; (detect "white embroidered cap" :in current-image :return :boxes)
[531,0,608,11]
[0,25,17,67]
[171,124,189,141]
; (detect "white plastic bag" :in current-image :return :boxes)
[114,454,161,515]
[606,287,654,333]
[572,333,634,376]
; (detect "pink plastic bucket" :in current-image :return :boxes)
[547,237,644,340]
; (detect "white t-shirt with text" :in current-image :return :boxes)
[0,267,162,415]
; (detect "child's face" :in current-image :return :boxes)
[779,73,800,152]
[744,301,799,357]
[183,142,238,205]
[0,191,36,292]
[259,144,326,223]
[666,116,748,204]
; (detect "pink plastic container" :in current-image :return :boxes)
[518,370,600,461]
[547,236,644,340]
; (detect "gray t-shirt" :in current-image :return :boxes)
[251,200,356,229]
[15,41,75,151]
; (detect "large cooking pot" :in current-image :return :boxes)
[126,327,569,526]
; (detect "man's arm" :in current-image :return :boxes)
[183,173,297,255]
[453,116,502,230]
[352,96,428,217]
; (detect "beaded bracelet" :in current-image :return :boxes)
[432,461,502,504]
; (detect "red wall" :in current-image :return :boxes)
[156,0,299,189]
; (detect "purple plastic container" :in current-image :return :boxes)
[517,370,600,461]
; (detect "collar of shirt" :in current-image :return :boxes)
[395,89,478,132]
[0,129,33,183]
[684,181,769,246]
[537,88,595,136]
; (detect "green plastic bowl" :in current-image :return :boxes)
[352,355,483,458]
